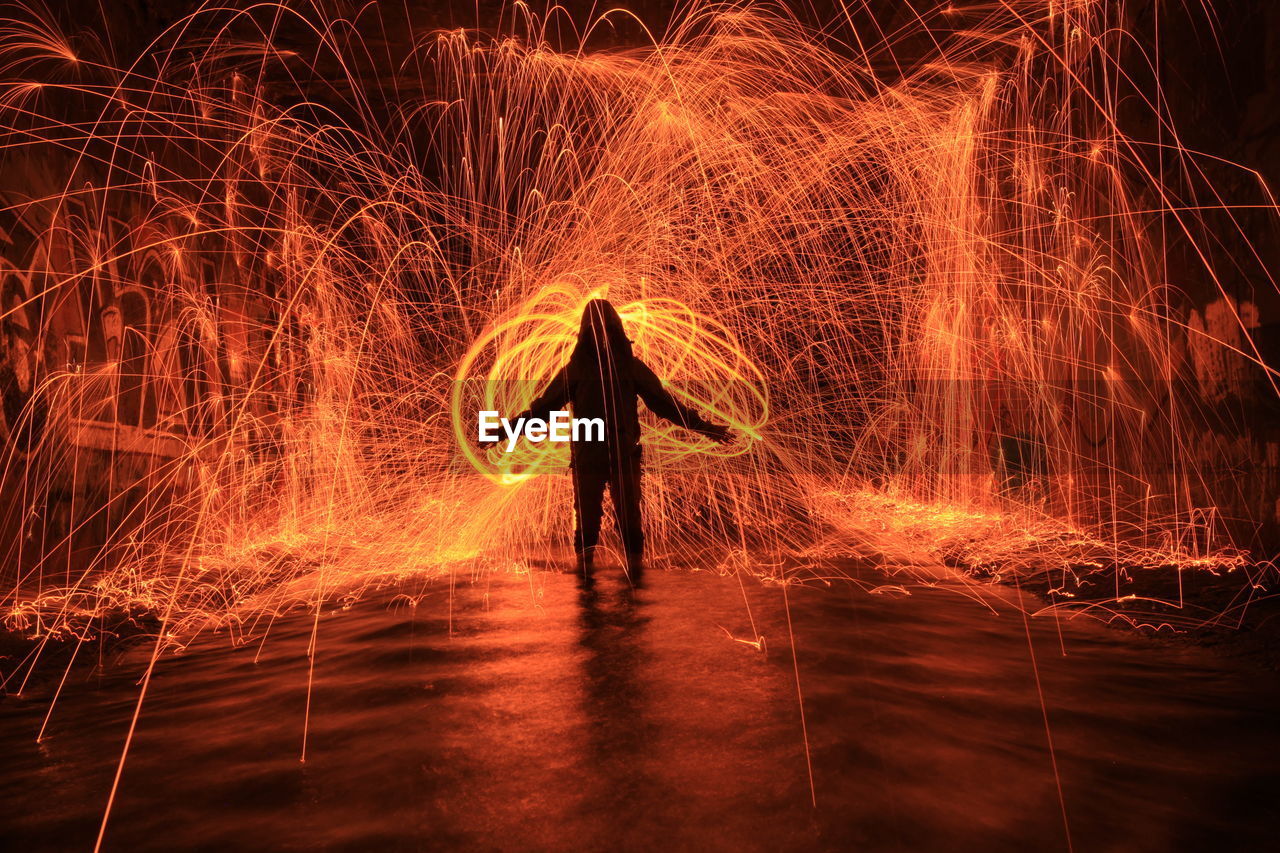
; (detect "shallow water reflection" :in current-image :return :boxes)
[2,563,1278,851]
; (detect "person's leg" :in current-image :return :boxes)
[612,450,645,574]
[572,465,608,572]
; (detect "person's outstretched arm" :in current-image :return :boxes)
[633,358,732,442]
[514,365,572,424]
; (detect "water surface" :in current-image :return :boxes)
[1,562,1277,851]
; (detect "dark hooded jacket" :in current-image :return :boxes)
[517,299,724,464]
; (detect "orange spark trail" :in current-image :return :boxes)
[0,0,1272,713]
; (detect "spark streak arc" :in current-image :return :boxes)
[0,0,1272,664]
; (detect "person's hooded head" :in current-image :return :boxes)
[570,298,632,374]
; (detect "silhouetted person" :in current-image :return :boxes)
[512,299,731,575]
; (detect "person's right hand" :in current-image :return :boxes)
[471,432,498,453]
[703,424,735,445]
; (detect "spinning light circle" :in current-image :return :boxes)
[453,284,767,484]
